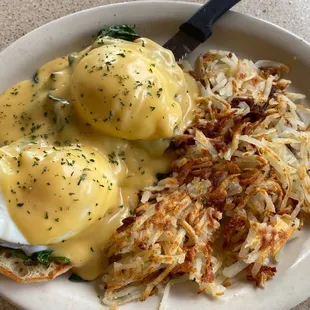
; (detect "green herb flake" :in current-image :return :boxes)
[107,152,119,165]
[157,88,163,98]
[77,173,87,186]
[30,124,41,133]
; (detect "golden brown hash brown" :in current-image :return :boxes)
[102,50,310,307]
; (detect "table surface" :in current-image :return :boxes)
[0,0,310,309]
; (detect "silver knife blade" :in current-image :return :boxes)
[163,31,202,62]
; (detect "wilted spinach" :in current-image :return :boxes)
[68,273,89,282]
[97,25,140,42]
[0,246,70,265]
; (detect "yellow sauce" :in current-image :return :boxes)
[0,142,118,245]
[0,37,199,280]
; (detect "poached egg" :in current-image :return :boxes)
[0,35,199,279]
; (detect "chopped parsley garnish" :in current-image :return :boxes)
[157,88,163,98]
[30,123,41,133]
[77,173,87,185]
[107,152,119,165]
[118,151,126,160]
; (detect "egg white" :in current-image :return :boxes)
[0,187,48,254]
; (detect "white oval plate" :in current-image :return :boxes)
[1,1,310,310]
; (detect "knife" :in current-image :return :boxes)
[163,0,241,61]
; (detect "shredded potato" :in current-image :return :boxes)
[101,50,310,309]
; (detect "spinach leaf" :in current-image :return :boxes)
[0,246,70,265]
[31,250,52,265]
[68,273,89,282]
[97,25,140,42]
[0,246,29,261]
[31,250,70,265]
[53,256,71,264]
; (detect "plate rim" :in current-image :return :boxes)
[1,0,310,58]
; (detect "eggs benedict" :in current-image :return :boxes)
[72,38,188,140]
[0,25,199,282]
[0,140,117,245]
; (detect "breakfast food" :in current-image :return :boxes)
[0,26,198,282]
[0,23,309,309]
[72,37,192,140]
[101,50,310,308]
[0,249,71,283]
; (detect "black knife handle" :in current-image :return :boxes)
[180,0,241,42]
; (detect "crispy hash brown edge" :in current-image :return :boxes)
[101,49,310,307]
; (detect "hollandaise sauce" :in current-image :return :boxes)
[0,36,199,280]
